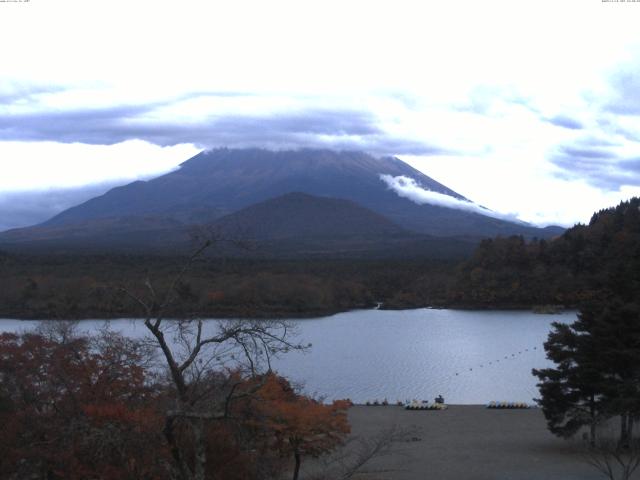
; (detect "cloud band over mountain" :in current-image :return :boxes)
[0,93,445,156]
[379,174,522,223]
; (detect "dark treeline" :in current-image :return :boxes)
[0,253,458,319]
[449,198,640,309]
[2,197,638,319]
[530,199,640,474]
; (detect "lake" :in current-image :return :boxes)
[0,309,575,404]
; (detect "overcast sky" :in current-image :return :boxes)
[1,0,640,231]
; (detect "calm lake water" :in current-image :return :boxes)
[0,309,576,404]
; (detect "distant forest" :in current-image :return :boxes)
[1,198,638,319]
[451,197,640,308]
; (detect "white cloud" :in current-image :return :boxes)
[400,154,640,227]
[0,0,639,226]
[0,140,198,191]
[379,174,522,223]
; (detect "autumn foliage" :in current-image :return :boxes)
[0,328,351,480]
[0,329,165,479]
[245,374,351,479]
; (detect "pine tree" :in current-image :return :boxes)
[533,319,604,444]
[534,198,640,448]
[534,296,640,447]
[586,298,640,448]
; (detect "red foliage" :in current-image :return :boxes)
[0,332,351,480]
[240,373,350,478]
[0,331,165,480]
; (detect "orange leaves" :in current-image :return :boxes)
[251,373,351,458]
[228,373,352,479]
[207,290,225,302]
[82,402,160,431]
[1,331,349,480]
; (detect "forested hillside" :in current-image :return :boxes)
[1,198,637,319]
[0,254,456,319]
[449,198,640,308]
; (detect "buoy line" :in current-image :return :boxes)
[450,345,540,379]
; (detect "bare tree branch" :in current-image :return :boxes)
[118,236,307,480]
[582,432,640,480]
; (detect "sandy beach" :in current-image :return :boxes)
[343,405,614,480]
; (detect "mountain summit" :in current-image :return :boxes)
[45,149,465,229]
[0,149,562,255]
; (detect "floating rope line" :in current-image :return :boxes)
[362,346,544,407]
[450,345,540,379]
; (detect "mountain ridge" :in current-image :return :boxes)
[212,191,407,240]
[0,149,564,256]
[0,192,477,258]
[43,149,468,228]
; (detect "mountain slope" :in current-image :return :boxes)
[0,216,188,252]
[0,192,476,258]
[212,192,406,240]
[44,149,467,229]
[208,192,474,258]
[0,149,563,255]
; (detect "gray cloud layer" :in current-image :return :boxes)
[550,144,640,190]
[0,83,68,106]
[547,63,640,190]
[606,69,640,116]
[0,93,445,156]
[544,115,584,130]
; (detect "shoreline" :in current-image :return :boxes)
[1,305,576,322]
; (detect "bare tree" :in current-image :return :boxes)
[307,425,417,480]
[582,427,640,480]
[120,240,306,480]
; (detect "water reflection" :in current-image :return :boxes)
[0,309,575,404]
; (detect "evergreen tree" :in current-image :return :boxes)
[533,319,604,444]
[586,298,640,448]
[534,199,640,447]
[534,296,640,447]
